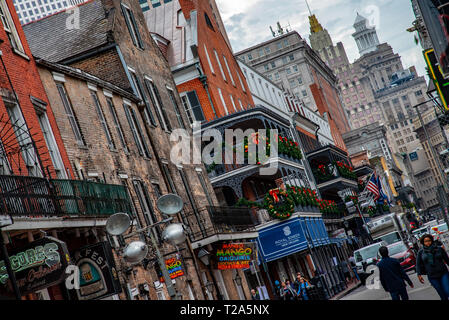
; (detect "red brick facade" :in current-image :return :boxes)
[177,0,253,121]
[0,0,72,178]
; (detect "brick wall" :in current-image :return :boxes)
[0,0,72,178]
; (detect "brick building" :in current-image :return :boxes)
[0,0,139,300]
[20,0,253,300]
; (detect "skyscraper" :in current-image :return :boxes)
[13,0,87,25]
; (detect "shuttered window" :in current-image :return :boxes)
[91,91,115,150]
[121,3,144,49]
[144,78,172,132]
[123,102,151,158]
[106,97,128,153]
[167,88,186,129]
[56,83,85,146]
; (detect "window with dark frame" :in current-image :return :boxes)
[167,88,186,129]
[91,90,116,150]
[180,91,205,125]
[144,78,172,132]
[56,83,85,146]
[133,180,162,242]
[121,3,144,49]
[106,97,129,154]
[204,12,214,31]
[123,102,151,158]
[128,69,157,127]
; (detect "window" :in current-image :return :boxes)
[218,88,228,115]
[106,97,128,153]
[271,61,276,68]
[5,100,41,177]
[247,53,253,61]
[0,0,24,53]
[204,12,214,31]
[128,69,157,126]
[230,94,237,112]
[123,101,151,158]
[56,83,85,146]
[180,91,205,124]
[292,65,298,72]
[144,78,172,132]
[204,44,215,74]
[415,90,423,97]
[214,49,227,81]
[91,90,115,150]
[289,54,294,61]
[237,70,246,92]
[121,3,144,49]
[33,99,67,178]
[166,87,186,129]
[223,55,235,86]
[133,180,161,241]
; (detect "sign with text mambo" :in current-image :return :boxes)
[159,257,185,282]
[0,237,70,295]
[72,242,121,300]
[211,242,257,270]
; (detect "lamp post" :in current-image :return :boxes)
[0,213,21,300]
[234,272,247,300]
[197,248,223,300]
[106,194,187,301]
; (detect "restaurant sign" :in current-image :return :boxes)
[211,242,257,270]
[0,237,70,294]
[158,255,185,282]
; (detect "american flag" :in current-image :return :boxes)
[366,173,380,200]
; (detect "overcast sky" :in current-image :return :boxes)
[215,0,427,78]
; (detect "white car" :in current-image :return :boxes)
[354,241,387,272]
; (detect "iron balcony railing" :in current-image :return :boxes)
[184,206,258,243]
[0,175,132,218]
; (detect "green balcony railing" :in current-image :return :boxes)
[0,175,132,218]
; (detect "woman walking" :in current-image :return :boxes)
[416,234,449,300]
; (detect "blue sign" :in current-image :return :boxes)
[409,152,418,161]
[257,218,308,263]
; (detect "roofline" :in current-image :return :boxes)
[234,31,301,56]
[36,58,141,103]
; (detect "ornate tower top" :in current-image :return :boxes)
[352,13,380,56]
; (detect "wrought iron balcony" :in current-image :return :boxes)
[0,175,132,218]
[185,206,258,246]
[312,163,358,193]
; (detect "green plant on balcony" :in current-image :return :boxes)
[366,206,377,217]
[278,135,302,160]
[334,161,357,180]
[286,185,319,208]
[344,195,358,205]
[318,199,340,214]
[236,197,263,209]
[312,163,333,183]
[358,179,366,192]
[264,188,295,220]
[206,162,217,173]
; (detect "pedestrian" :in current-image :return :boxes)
[377,246,414,300]
[340,260,351,283]
[416,234,449,300]
[250,289,260,300]
[273,280,282,300]
[280,280,296,301]
[348,256,360,281]
[296,277,311,300]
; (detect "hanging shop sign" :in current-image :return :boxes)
[158,255,185,283]
[0,236,70,295]
[211,242,257,270]
[73,241,122,300]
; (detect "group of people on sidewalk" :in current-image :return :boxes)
[377,234,449,300]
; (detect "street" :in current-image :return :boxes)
[341,272,441,300]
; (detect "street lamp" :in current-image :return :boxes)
[105,194,186,300]
[197,248,223,300]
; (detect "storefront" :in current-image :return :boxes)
[254,215,347,299]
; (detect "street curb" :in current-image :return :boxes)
[330,282,363,300]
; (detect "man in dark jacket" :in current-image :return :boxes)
[377,246,414,300]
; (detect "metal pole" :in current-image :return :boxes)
[146,230,179,300]
[208,264,223,300]
[0,232,21,300]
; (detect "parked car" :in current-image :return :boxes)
[354,241,387,272]
[412,226,430,240]
[377,241,416,272]
[373,231,402,245]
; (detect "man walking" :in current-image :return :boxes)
[377,246,414,300]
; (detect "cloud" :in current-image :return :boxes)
[216,0,427,77]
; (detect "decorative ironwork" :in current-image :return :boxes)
[0,175,132,217]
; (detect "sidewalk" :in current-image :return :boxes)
[330,281,362,300]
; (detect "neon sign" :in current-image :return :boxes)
[165,258,184,279]
[213,243,257,270]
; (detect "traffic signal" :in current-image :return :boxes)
[424,49,449,110]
